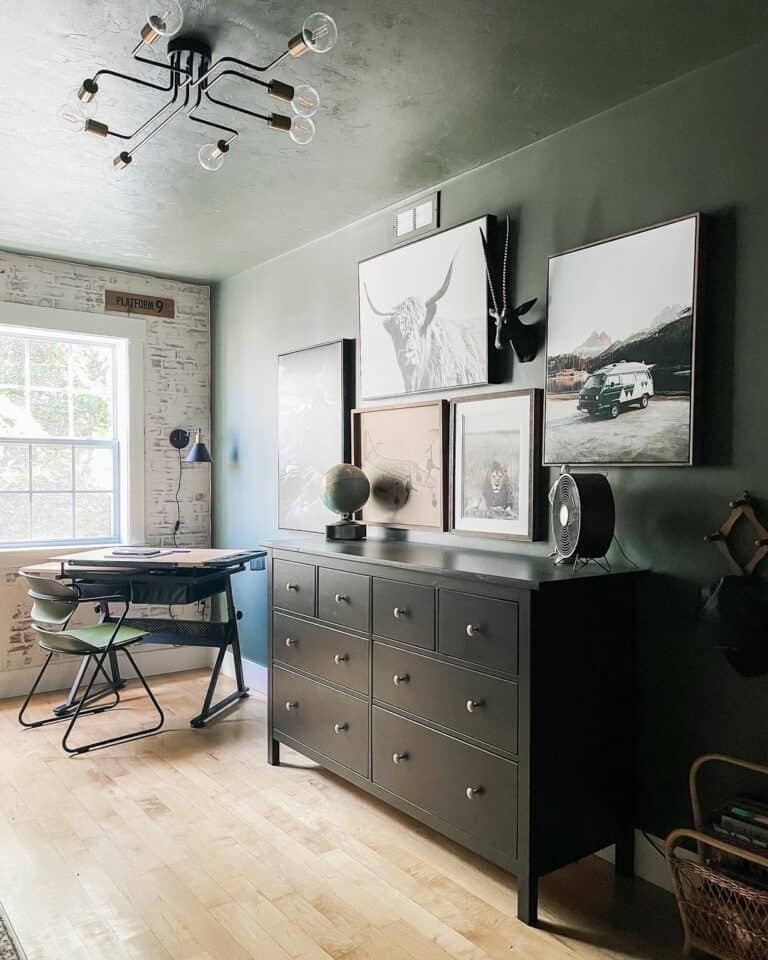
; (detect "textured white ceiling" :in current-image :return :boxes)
[0,0,766,280]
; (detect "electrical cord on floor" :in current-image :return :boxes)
[173,446,182,547]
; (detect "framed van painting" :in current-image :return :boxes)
[353,399,448,531]
[358,216,490,400]
[278,339,355,533]
[451,390,540,541]
[544,213,700,466]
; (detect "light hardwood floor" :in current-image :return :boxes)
[0,670,682,960]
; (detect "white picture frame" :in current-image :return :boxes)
[450,389,540,542]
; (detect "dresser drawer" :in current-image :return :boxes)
[272,667,368,776]
[317,567,370,632]
[372,578,435,650]
[372,707,517,857]
[273,612,369,695]
[438,590,519,675]
[372,643,518,754]
[273,558,315,617]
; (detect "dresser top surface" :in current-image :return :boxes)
[262,537,642,590]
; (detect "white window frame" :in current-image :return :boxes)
[0,301,145,553]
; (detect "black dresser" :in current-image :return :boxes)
[264,538,639,926]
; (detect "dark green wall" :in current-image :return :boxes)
[212,41,768,835]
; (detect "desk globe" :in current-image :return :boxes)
[320,463,370,541]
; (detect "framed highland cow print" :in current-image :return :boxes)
[358,216,490,400]
[450,389,540,541]
[543,213,700,467]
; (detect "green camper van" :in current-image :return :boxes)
[577,361,655,418]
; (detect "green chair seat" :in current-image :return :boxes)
[35,623,148,656]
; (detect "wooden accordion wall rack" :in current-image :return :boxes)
[705,491,768,577]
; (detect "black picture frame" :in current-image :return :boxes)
[543,212,701,467]
[277,338,355,533]
[358,215,492,401]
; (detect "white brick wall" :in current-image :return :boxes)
[0,250,211,686]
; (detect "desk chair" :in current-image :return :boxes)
[19,575,165,755]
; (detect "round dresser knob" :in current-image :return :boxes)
[286,582,299,592]
[393,606,409,619]
[392,752,408,764]
[465,786,483,800]
[285,700,298,711]
[335,593,349,604]
[392,673,410,687]
[285,637,297,647]
[334,722,348,734]
[466,699,484,713]
[466,623,482,638]
[334,653,349,664]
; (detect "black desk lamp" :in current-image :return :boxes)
[169,427,213,544]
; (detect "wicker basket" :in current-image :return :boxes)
[666,754,768,959]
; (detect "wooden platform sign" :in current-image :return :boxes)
[105,290,175,319]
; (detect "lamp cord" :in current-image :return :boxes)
[173,447,182,547]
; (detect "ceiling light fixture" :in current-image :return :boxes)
[59,6,339,173]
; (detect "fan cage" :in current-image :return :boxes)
[552,472,615,561]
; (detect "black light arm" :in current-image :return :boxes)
[188,83,240,142]
[92,67,175,94]
[203,92,273,125]
[127,68,192,159]
[192,50,289,89]
[131,39,194,78]
[100,52,186,142]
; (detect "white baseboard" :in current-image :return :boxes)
[598,832,673,892]
[0,646,211,701]
[220,652,267,694]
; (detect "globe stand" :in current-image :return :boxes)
[326,516,367,541]
[321,464,371,542]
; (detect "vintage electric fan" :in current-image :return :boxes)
[551,469,615,565]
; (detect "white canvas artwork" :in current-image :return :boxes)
[359,217,489,400]
[278,340,350,533]
[544,215,699,466]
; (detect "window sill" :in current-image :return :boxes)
[0,544,119,566]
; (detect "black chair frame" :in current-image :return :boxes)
[18,589,165,755]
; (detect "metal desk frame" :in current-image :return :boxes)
[50,552,265,728]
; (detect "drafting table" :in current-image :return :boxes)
[21,547,266,728]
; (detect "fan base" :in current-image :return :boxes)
[550,551,612,573]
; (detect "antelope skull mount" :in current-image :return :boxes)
[480,216,539,361]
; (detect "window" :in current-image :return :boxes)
[0,329,121,545]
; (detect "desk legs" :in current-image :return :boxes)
[189,577,249,728]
